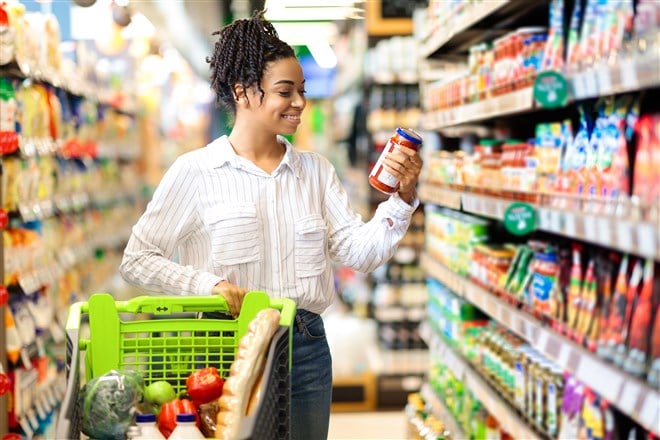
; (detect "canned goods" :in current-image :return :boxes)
[369,127,423,194]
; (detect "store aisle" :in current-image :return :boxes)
[328,411,408,439]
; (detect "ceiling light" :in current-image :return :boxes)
[264,0,363,21]
[307,37,337,69]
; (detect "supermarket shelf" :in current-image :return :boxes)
[421,87,534,130]
[420,383,466,439]
[420,322,541,440]
[418,184,462,210]
[419,183,660,261]
[568,50,660,100]
[421,252,660,436]
[419,0,509,59]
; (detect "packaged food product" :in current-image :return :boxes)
[369,127,423,194]
[623,259,655,377]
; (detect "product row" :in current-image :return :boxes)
[425,206,659,388]
[422,0,659,111]
[0,76,139,160]
[0,1,137,110]
[424,279,657,439]
[425,102,660,210]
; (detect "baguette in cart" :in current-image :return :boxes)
[55,291,296,439]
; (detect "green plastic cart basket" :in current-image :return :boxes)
[55,291,296,440]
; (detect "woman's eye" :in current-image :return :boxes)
[299,89,307,96]
[278,91,292,97]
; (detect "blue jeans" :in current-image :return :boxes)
[291,310,333,440]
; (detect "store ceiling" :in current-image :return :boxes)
[128,0,361,78]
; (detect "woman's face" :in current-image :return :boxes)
[245,56,306,136]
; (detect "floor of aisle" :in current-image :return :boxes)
[328,411,408,439]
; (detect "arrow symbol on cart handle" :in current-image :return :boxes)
[156,306,169,312]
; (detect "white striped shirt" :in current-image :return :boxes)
[120,135,418,314]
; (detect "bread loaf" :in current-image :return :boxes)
[215,308,280,439]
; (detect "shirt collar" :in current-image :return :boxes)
[206,135,303,179]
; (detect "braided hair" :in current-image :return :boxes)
[207,10,296,113]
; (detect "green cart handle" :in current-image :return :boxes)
[67,292,296,330]
[64,292,296,377]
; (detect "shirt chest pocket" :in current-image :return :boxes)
[294,214,327,278]
[204,204,262,266]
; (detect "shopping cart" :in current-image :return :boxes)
[55,291,296,440]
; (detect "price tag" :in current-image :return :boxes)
[21,348,32,370]
[539,208,551,229]
[597,67,612,94]
[577,356,622,402]
[35,398,47,420]
[637,224,657,258]
[558,343,571,368]
[27,409,39,430]
[619,381,641,413]
[597,217,611,245]
[585,70,599,97]
[46,386,57,407]
[572,72,586,98]
[584,215,597,242]
[19,416,34,439]
[550,210,561,232]
[620,61,638,90]
[536,328,550,351]
[640,392,660,433]
[564,212,577,236]
[616,221,634,252]
[49,321,65,344]
[446,351,465,379]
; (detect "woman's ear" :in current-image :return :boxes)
[233,84,247,105]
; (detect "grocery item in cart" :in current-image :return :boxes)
[55,291,295,440]
[79,369,144,440]
[215,308,281,440]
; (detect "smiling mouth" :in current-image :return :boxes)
[282,114,301,122]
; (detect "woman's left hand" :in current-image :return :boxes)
[382,147,423,205]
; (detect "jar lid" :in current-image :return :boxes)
[136,413,157,423]
[396,127,423,144]
[176,413,197,422]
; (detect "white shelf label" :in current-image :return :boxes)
[597,67,613,93]
[637,224,657,258]
[619,381,641,414]
[550,210,561,232]
[558,343,571,367]
[564,212,577,236]
[640,392,660,433]
[597,217,611,244]
[573,73,586,98]
[539,209,551,229]
[576,356,622,402]
[616,221,634,252]
[620,62,638,90]
[584,215,597,242]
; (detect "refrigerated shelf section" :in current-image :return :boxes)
[421,252,660,436]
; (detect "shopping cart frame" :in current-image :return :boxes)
[55,291,295,440]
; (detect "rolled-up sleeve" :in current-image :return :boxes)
[324,163,418,273]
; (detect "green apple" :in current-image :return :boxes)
[144,380,176,405]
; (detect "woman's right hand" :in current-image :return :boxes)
[212,281,248,318]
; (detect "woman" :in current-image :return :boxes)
[119,10,423,439]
